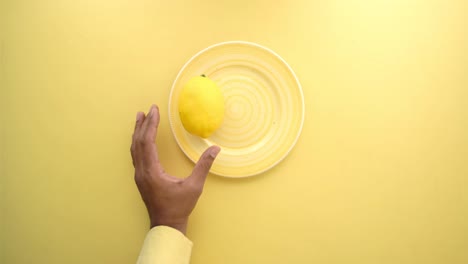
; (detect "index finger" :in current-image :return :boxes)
[131,111,146,166]
[138,104,162,170]
[141,104,160,142]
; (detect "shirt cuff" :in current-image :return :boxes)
[137,226,193,264]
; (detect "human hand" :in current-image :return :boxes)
[131,104,220,235]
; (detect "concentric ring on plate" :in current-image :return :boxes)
[168,41,304,178]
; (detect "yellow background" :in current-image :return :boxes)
[1,0,467,263]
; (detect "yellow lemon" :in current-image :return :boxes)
[179,75,225,138]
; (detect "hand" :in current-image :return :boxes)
[130,104,220,235]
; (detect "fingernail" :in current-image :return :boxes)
[136,112,140,121]
[210,146,221,158]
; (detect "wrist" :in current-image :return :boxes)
[150,219,188,235]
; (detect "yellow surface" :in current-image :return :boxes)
[1,0,467,263]
[169,42,304,177]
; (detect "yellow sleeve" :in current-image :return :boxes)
[137,226,193,264]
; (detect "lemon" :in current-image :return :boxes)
[179,75,225,138]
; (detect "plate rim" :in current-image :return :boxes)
[168,40,305,178]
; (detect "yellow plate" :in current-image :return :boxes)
[169,41,304,178]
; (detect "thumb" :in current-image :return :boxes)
[188,146,221,187]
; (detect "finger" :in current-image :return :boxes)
[141,104,160,142]
[188,146,221,188]
[134,112,145,134]
[139,104,162,170]
[132,112,146,146]
[131,112,146,166]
